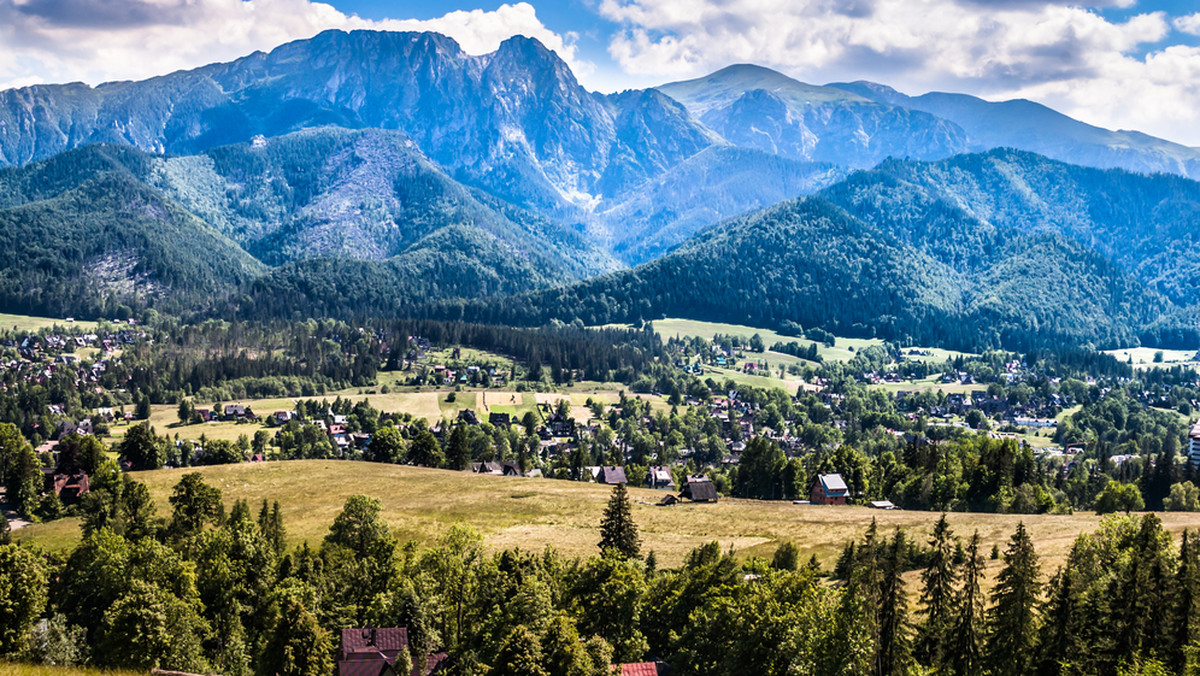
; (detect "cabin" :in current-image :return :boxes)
[488,412,511,428]
[223,404,255,420]
[645,466,676,490]
[44,472,90,503]
[597,466,628,485]
[681,476,719,503]
[810,473,849,505]
[336,627,453,676]
[458,409,479,425]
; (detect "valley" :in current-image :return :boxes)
[3,20,1200,676]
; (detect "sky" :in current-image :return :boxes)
[3,0,1200,144]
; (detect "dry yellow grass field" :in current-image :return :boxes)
[17,461,1200,576]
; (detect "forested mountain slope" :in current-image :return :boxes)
[824,149,1200,307]
[0,129,619,319]
[419,192,1167,351]
[0,145,265,318]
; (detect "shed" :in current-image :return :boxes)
[868,500,896,510]
[681,477,719,503]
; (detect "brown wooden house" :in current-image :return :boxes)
[810,473,849,505]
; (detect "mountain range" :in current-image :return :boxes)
[2,29,1199,350]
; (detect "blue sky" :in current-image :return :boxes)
[2,0,1200,143]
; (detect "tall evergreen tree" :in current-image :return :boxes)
[1036,563,1083,676]
[598,484,640,559]
[948,531,986,676]
[1171,530,1199,673]
[916,514,957,669]
[877,529,912,676]
[985,523,1041,676]
[445,424,472,471]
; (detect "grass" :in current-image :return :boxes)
[103,378,676,448]
[17,460,1200,573]
[0,313,99,333]
[1102,347,1200,370]
[645,317,977,365]
[871,376,984,395]
[0,664,141,676]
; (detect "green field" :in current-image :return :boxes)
[0,313,99,333]
[17,460,1200,574]
[0,664,139,676]
[648,317,879,363]
[1103,347,1200,370]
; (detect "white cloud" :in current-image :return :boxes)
[599,0,1200,145]
[0,0,588,89]
[1175,13,1200,36]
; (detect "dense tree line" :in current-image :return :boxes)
[3,476,1195,676]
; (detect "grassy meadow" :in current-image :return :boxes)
[17,460,1200,577]
[105,377,668,447]
[1103,346,1200,370]
[0,313,99,333]
[0,665,140,676]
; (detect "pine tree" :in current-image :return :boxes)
[598,483,640,559]
[877,529,912,676]
[1171,530,1199,673]
[1036,563,1082,676]
[948,531,986,676]
[446,424,471,471]
[985,523,1041,676]
[916,514,957,669]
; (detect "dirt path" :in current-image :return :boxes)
[2,504,29,530]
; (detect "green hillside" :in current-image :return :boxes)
[429,192,1165,351]
[0,146,265,318]
[0,129,619,320]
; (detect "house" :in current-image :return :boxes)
[810,474,849,505]
[488,412,511,428]
[597,466,628,485]
[681,476,718,503]
[458,409,479,425]
[224,404,254,420]
[614,663,667,676]
[645,466,676,490]
[338,627,440,676]
[45,472,90,503]
[472,461,502,475]
[273,410,297,425]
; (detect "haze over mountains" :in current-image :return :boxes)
[2,29,1199,350]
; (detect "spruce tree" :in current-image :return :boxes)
[1036,563,1082,676]
[877,529,912,676]
[598,483,640,559]
[446,424,471,471]
[1171,530,1199,673]
[916,514,957,669]
[985,523,1041,676]
[948,531,986,676]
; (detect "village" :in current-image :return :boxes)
[8,314,1200,533]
